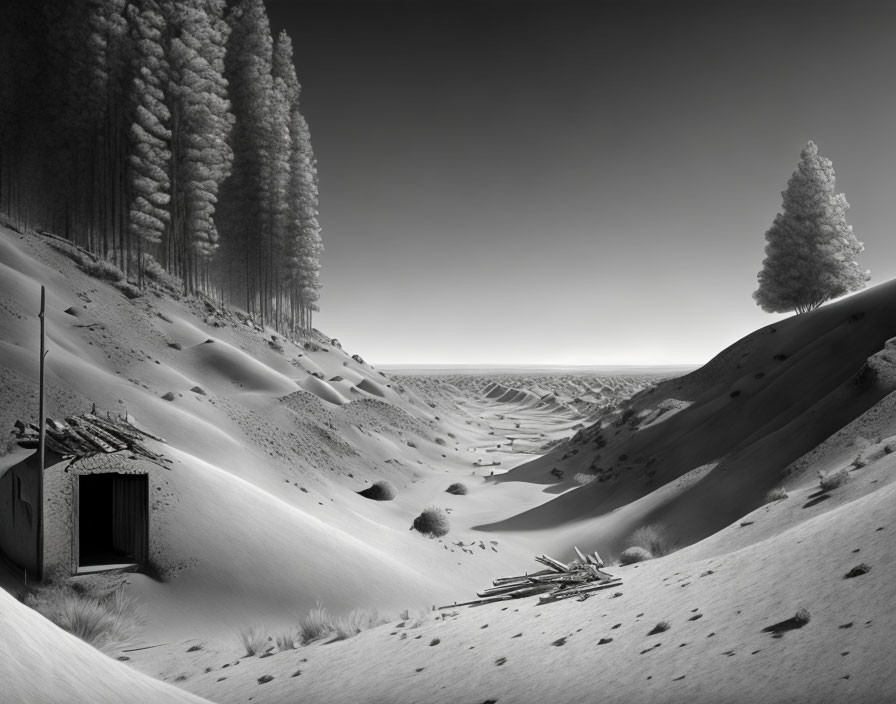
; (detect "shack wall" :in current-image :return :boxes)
[0,455,41,578]
[43,454,172,576]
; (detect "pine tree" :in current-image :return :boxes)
[273,31,322,331]
[161,0,234,294]
[754,141,869,314]
[126,0,171,288]
[219,0,274,318]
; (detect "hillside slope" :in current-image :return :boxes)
[480,281,896,560]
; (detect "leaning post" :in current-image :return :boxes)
[37,284,46,579]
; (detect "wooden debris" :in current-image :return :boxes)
[12,410,168,464]
[440,548,620,609]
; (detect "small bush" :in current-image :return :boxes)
[445,482,468,495]
[793,608,811,626]
[238,626,268,656]
[763,487,788,504]
[818,468,849,491]
[357,480,396,501]
[299,601,332,644]
[845,563,871,579]
[412,507,450,537]
[619,546,652,565]
[629,523,676,557]
[573,472,597,485]
[82,258,125,282]
[161,391,176,401]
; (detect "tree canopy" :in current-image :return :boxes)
[754,141,868,315]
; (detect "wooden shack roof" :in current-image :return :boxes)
[13,412,166,464]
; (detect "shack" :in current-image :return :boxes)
[0,412,169,581]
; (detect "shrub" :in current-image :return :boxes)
[629,523,676,557]
[299,601,332,644]
[445,482,468,495]
[238,626,268,656]
[573,472,597,485]
[161,391,176,401]
[357,480,396,501]
[412,507,450,537]
[818,468,849,491]
[763,487,788,504]
[81,258,125,282]
[619,546,652,565]
[793,608,811,626]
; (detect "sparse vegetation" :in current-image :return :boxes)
[412,507,450,537]
[619,546,653,565]
[358,480,397,501]
[275,631,296,651]
[764,487,788,503]
[238,626,269,656]
[446,482,468,495]
[25,581,142,651]
[81,258,126,282]
[629,523,676,557]
[299,601,332,644]
[333,609,386,641]
[818,468,849,491]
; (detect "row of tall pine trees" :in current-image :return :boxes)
[0,0,322,332]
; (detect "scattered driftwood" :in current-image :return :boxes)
[439,549,620,609]
[13,410,167,463]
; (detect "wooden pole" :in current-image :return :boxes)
[37,285,46,579]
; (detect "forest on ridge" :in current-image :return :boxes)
[0,0,322,333]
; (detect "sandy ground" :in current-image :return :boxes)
[3,223,896,702]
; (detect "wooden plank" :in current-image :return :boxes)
[574,546,588,565]
[539,579,622,603]
[66,417,117,453]
[83,413,143,443]
[534,555,570,573]
[77,418,127,450]
[492,569,553,585]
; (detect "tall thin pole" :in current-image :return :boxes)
[37,284,46,580]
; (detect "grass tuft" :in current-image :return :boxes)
[445,482,468,495]
[238,626,269,656]
[275,630,296,651]
[299,601,333,644]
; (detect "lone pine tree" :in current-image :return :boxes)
[754,141,869,314]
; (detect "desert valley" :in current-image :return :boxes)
[3,0,896,702]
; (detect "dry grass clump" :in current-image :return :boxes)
[238,626,269,656]
[82,258,125,282]
[299,601,333,644]
[275,630,296,651]
[629,523,676,557]
[445,482,468,495]
[412,507,450,537]
[818,468,849,491]
[618,546,652,565]
[357,480,397,501]
[333,609,386,641]
[763,487,788,503]
[25,581,142,651]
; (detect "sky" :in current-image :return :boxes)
[265,0,896,366]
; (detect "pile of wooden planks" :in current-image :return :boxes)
[439,547,622,609]
[13,411,167,463]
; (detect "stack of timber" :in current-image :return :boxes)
[12,411,167,463]
[440,547,622,609]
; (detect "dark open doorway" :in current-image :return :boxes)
[78,473,148,569]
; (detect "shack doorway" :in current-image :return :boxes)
[77,473,148,570]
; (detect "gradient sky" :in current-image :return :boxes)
[265,0,896,366]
